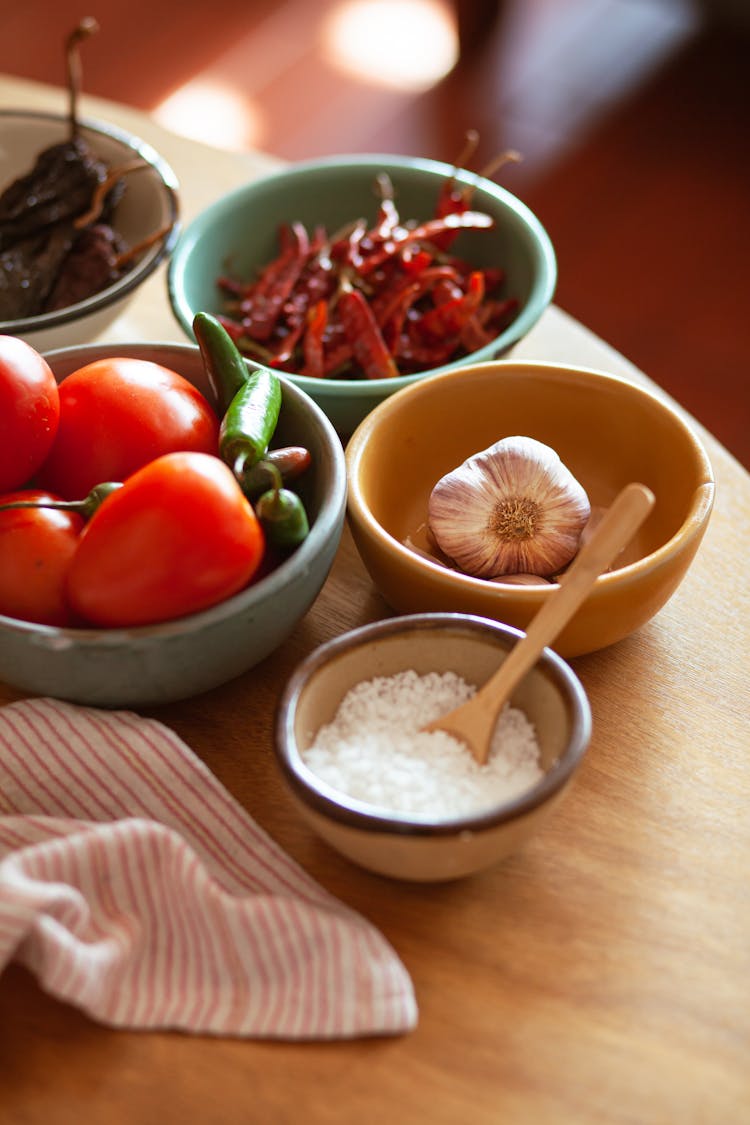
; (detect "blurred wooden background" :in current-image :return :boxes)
[2,0,748,466]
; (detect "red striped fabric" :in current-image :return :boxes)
[0,698,417,1039]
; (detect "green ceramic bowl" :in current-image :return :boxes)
[167,154,556,436]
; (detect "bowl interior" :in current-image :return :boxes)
[280,614,591,829]
[351,361,712,571]
[168,154,556,383]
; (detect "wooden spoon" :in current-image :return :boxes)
[423,482,656,765]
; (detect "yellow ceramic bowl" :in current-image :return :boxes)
[275,613,591,882]
[345,361,715,657]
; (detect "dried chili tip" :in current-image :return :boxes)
[435,129,480,210]
[431,141,520,251]
[436,138,523,215]
[369,172,401,243]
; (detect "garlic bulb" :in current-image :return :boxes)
[427,436,591,578]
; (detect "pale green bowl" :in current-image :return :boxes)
[0,343,347,707]
[167,154,556,436]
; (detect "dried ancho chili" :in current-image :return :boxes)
[0,18,167,321]
[216,137,523,381]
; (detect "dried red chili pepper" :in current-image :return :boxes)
[244,221,310,341]
[338,286,399,380]
[301,299,328,378]
[395,335,458,369]
[459,315,494,353]
[399,247,433,276]
[412,270,485,344]
[216,159,522,381]
[432,141,522,250]
[356,210,494,277]
[476,296,520,331]
[370,173,401,243]
[322,340,354,377]
[269,317,306,367]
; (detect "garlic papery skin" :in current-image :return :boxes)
[427,436,591,579]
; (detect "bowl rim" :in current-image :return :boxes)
[274,611,592,836]
[167,152,557,392]
[0,108,181,334]
[345,359,716,591]
[0,340,347,643]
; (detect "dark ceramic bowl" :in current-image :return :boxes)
[0,109,180,350]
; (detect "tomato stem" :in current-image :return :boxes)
[0,481,122,520]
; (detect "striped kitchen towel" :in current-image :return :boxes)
[0,697,417,1039]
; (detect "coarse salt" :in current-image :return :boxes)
[302,669,543,818]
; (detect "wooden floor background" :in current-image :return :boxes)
[2,0,748,467]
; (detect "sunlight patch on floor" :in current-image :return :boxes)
[153,80,264,151]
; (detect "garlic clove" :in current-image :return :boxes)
[490,573,555,586]
[402,534,458,570]
[427,435,591,579]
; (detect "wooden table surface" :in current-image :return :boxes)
[2,76,749,1125]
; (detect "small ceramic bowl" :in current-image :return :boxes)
[345,360,715,657]
[0,110,180,351]
[167,153,556,434]
[0,342,347,707]
[275,613,591,881]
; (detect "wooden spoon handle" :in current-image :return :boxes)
[474,481,656,711]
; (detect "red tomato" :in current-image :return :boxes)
[0,489,84,626]
[37,357,220,499]
[66,451,266,627]
[0,336,60,492]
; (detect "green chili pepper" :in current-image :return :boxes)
[219,370,283,479]
[193,310,257,413]
[194,310,283,478]
[238,445,312,499]
[254,464,309,549]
